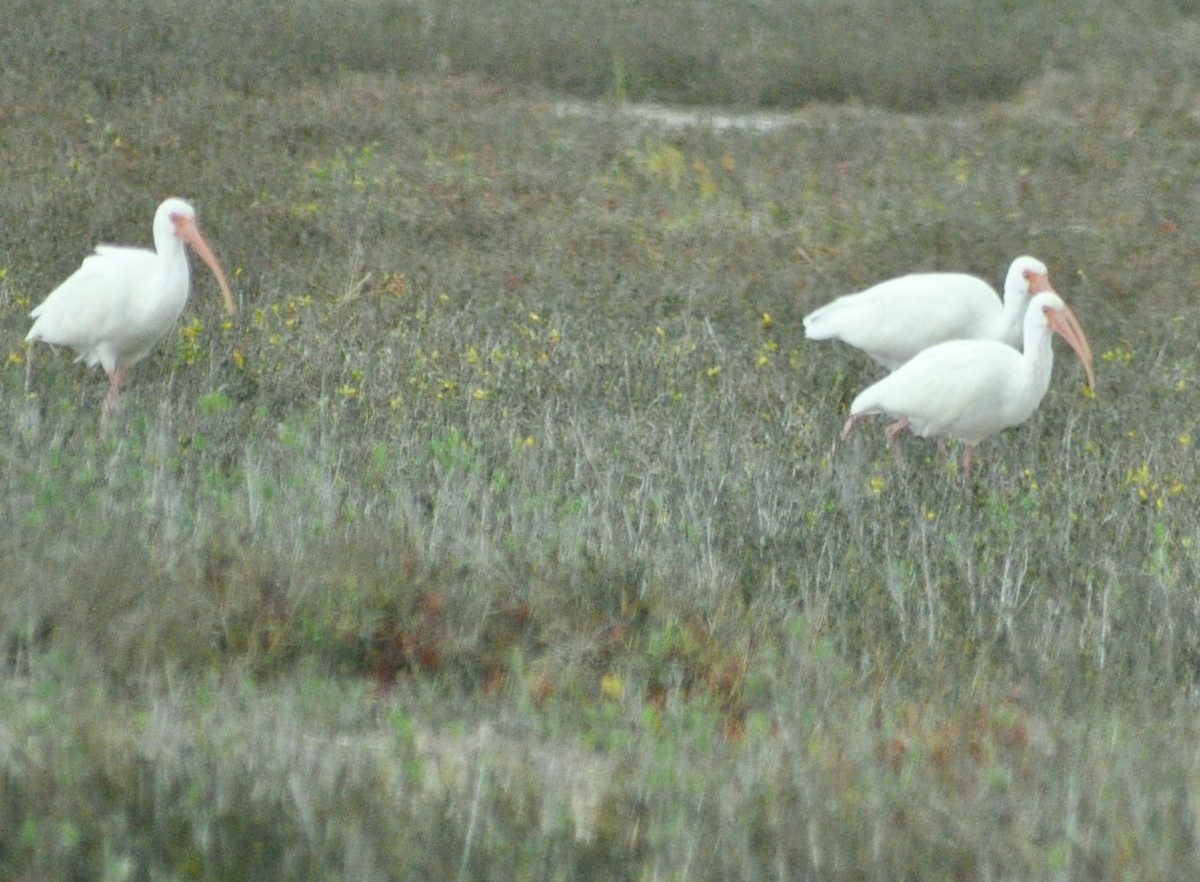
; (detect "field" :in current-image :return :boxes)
[3,1,1200,878]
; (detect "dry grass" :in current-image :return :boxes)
[2,1,1200,879]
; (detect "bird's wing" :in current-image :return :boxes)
[850,340,1020,440]
[804,273,1000,368]
[27,247,159,352]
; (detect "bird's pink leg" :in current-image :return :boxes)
[960,445,975,483]
[831,413,861,459]
[101,366,127,429]
[885,418,909,466]
[839,414,861,442]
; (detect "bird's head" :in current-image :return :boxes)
[156,198,236,315]
[1031,290,1095,390]
[1010,255,1051,296]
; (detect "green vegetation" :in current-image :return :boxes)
[2,0,1200,878]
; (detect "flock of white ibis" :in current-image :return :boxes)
[806,256,1096,480]
[21,199,1094,481]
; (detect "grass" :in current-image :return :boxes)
[3,0,1200,878]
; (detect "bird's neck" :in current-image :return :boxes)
[155,232,185,260]
[1020,328,1055,400]
[997,284,1031,345]
[158,238,190,287]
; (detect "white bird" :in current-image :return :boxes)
[803,256,1052,369]
[839,290,1095,481]
[26,197,235,425]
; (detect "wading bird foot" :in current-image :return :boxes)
[101,367,126,432]
[960,445,976,484]
[885,418,909,467]
[832,414,861,460]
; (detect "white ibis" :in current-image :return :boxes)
[26,197,235,425]
[839,290,1095,481]
[803,256,1051,369]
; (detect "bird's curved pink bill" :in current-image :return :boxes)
[174,214,235,315]
[1046,299,1095,390]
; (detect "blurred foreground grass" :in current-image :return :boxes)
[3,1,1200,879]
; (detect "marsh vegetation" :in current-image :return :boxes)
[3,1,1200,878]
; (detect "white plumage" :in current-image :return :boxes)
[840,290,1095,480]
[26,198,235,424]
[804,256,1051,369]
